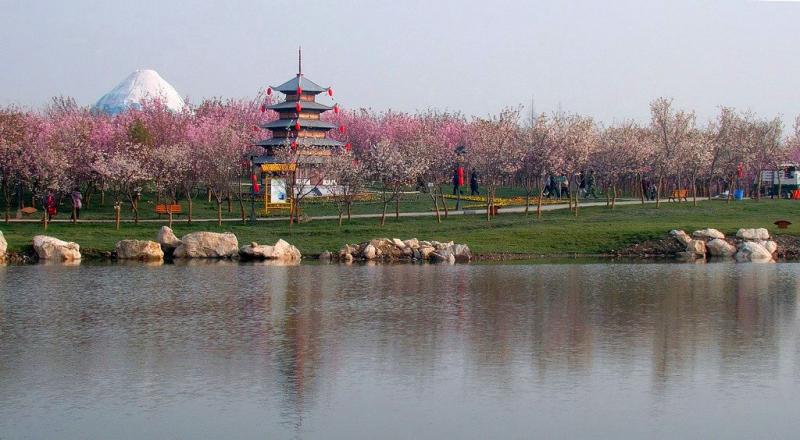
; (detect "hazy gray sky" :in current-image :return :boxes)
[1,0,799,123]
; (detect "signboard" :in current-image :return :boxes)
[271,178,287,203]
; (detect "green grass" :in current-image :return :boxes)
[2,199,798,256]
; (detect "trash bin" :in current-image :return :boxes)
[734,189,745,200]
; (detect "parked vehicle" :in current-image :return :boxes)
[761,164,800,198]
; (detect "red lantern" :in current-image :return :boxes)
[266,87,272,96]
[259,103,266,113]
[457,166,464,186]
[327,87,334,97]
[294,121,301,131]
[333,104,340,114]
[737,162,744,178]
[345,142,351,151]
[296,87,303,95]
[251,174,260,194]
[295,102,302,112]
[291,141,298,150]
[339,125,345,134]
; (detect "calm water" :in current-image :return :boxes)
[1,261,800,439]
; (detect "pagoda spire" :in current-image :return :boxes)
[298,46,302,76]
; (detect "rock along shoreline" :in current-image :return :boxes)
[1,227,798,265]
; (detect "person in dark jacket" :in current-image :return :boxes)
[470,170,479,196]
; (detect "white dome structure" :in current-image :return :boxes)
[93,69,185,115]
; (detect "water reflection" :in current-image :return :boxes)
[1,262,799,439]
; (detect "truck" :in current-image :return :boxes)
[760,163,800,198]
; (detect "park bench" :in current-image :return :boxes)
[264,203,293,216]
[20,207,38,217]
[154,204,182,216]
[668,189,689,202]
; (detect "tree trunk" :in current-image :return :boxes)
[42,210,48,231]
[692,176,698,207]
[537,186,544,220]
[338,210,343,227]
[611,184,617,210]
[168,211,173,228]
[187,192,193,224]
[347,202,352,220]
[2,178,9,223]
[430,191,441,224]
[440,189,449,218]
[656,176,663,208]
[380,200,388,226]
[216,201,222,227]
[395,191,400,220]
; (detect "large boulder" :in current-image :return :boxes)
[453,243,472,262]
[115,240,164,261]
[363,244,377,260]
[173,232,238,258]
[32,235,81,262]
[685,239,707,257]
[735,241,774,263]
[157,226,181,248]
[0,231,6,262]
[758,240,778,255]
[736,228,770,241]
[707,239,736,257]
[669,230,692,247]
[240,239,301,261]
[692,228,725,240]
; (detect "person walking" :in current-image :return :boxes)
[470,170,480,196]
[71,189,83,220]
[45,192,57,221]
[584,171,597,199]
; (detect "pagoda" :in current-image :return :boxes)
[253,48,344,212]
[255,49,342,160]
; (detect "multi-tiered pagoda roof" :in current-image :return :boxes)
[254,53,343,158]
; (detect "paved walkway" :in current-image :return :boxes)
[3,199,670,224]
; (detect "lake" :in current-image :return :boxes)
[1,261,799,439]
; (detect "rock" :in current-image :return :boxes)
[391,238,406,248]
[431,249,455,263]
[115,240,164,261]
[412,249,421,260]
[403,238,420,249]
[173,232,238,258]
[669,230,692,247]
[675,251,699,262]
[736,228,770,241]
[363,244,377,260]
[157,226,182,248]
[686,239,707,257]
[32,235,81,262]
[342,253,354,263]
[692,228,725,240]
[319,251,332,261]
[453,243,472,262]
[419,246,436,259]
[0,231,6,261]
[707,239,736,257]
[735,241,774,262]
[240,239,301,261]
[759,240,778,254]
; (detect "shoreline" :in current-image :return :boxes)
[4,235,799,266]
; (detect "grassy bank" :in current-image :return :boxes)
[1,200,798,256]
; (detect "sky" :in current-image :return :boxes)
[1,0,799,124]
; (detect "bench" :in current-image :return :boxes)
[264,203,293,215]
[20,207,38,216]
[669,189,688,202]
[155,204,182,215]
